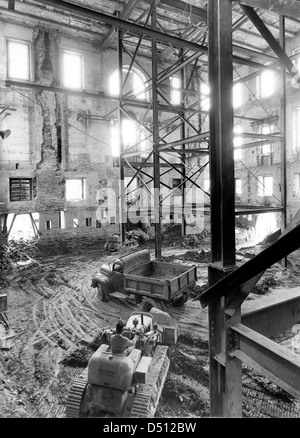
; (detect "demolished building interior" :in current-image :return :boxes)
[1,0,300,418]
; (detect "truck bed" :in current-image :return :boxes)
[123,260,197,300]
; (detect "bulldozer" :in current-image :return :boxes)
[65,308,177,418]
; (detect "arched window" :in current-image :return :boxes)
[109,66,148,100]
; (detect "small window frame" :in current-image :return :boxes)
[9,178,33,202]
[7,39,31,81]
[61,49,84,90]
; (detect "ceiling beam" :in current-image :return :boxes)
[160,0,207,23]
[4,79,188,114]
[236,0,300,20]
[240,4,296,75]
[98,0,141,51]
[161,0,295,38]
[32,0,208,53]
[30,0,283,70]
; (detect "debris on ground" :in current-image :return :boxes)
[0,232,300,418]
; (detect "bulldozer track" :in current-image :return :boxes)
[65,368,88,418]
[130,345,170,418]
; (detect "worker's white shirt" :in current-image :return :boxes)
[110,333,134,355]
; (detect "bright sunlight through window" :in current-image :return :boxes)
[7,40,30,81]
[170,76,181,105]
[111,119,138,157]
[200,82,210,111]
[109,67,147,100]
[257,69,276,99]
[62,51,83,89]
[66,178,86,201]
[234,125,243,160]
[233,83,243,108]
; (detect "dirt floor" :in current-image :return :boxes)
[1,226,300,419]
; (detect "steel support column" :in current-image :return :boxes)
[152,6,162,259]
[280,15,287,267]
[118,29,126,245]
[180,49,187,238]
[208,0,240,418]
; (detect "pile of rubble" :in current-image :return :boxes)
[0,239,43,283]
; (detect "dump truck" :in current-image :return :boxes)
[91,249,197,311]
[65,309,178,418]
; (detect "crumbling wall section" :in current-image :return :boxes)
[0,19,198,244]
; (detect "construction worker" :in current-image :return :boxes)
[110,319,136,355]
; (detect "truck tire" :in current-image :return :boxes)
[171,292,188,307]
[97,285,109,302]
[142,298,166,312]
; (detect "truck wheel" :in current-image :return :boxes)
[142,298,166,312]
[97,285,109,302]
[171,292,188,307]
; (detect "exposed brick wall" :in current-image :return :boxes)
[0,19,204,244]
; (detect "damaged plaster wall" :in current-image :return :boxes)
[0,18,203,246]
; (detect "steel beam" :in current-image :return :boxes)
[33,0,208,53]
[160,0,207,23]
[161,148,209,154]
[158,153,208,195]
[235,206,283,214]
[236,0,300,20]
[207,0,241,418]
[240,4,296,75]
[195,224,300,308]
[161,0,295,44]
[180,50,187,238]
[151,6,161,259]
[156,88,199,134]
[118,29,126,245]
[158,132,209,150]
[98,0,140,50]
[30,0,286,71]
[4,79,192,114]
[230,323,300,398]
[240,132,282,141]
[237,139,280,150]
[242,288,300,337]
[280,16,288,247]
[209,2,235,266]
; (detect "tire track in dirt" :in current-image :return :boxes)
[4,246,300,418]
